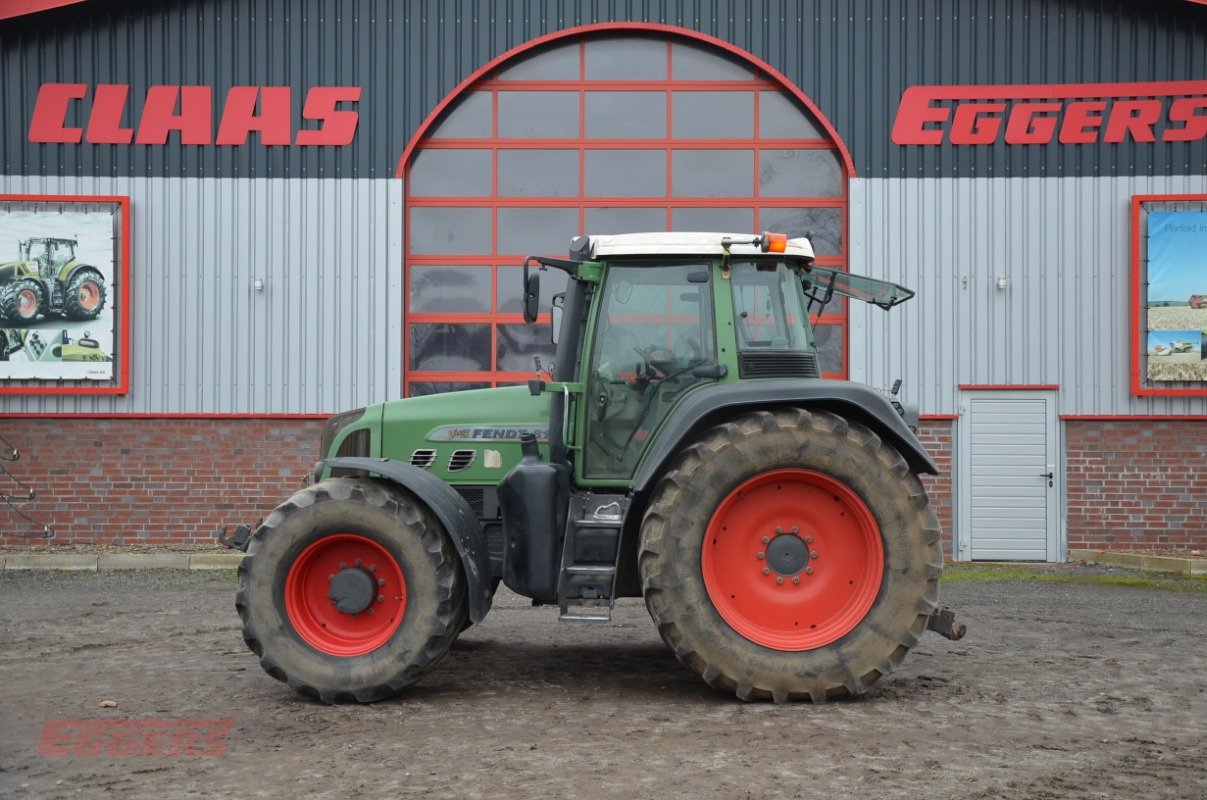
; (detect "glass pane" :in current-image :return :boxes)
[497,265,570,313]
[730,262,813,350]
[498,92,579,138]
[428,91,492,139]
[672,91,754,138]
[671,207,754,233]
[408,381,491,397]
[671,41,753,80]
[585,207,667,235]
[497,43,579,80]
[408,207,492,254]
[496,207,579,255]
[586,263,716,480]
[759,92,824,139]
[671,150,753,197]
[584,37,667,80]
[409,149,492,197]
[813,324,843,374]
[497,324,557,371]
[759,207,843,255]
[498,149,579,197]
[584,150,666,197]
[409,266,492,313]
[758,149,843,197]
[585,92,667,138]
[408,323,492,371]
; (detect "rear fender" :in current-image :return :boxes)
[323,456,493,623]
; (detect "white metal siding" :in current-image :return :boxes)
[850,175,1207,416]
[0,176,403,414]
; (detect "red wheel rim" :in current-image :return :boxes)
[284,533,407,657]
[16,289,37,318]
[701,469,884,651]
[77,281,101,311]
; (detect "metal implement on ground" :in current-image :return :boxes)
[220,230,961,703]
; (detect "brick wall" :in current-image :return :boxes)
[915,419,955,559]
[0,419,324,546]
[1065,420,1207,553]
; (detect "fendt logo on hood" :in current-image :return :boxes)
[28,83,361,146]
[892,81,1207,146]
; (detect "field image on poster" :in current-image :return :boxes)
[0,203,119,382]
[1145,210,1207,383]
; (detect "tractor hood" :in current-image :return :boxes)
[0,260,35,281]
[378,386,552,483]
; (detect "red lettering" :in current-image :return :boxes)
[28,83,87,143]
[85,84,134,144]
[295,86,361,145]
[1163,97,1207,142]
[215,86,292,145]
[1004,102,1062,144]
[1058,101,1106,144]
[890,86,949,145]
[136,86,213,145]
[1103,99,1161,143]
[949,103,1006,144]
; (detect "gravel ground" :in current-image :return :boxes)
[1,569,1204,800]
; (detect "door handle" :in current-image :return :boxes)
[1041,471,1054,487]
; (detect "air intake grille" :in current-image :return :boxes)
[454,486,485,516]
[448,449,476,472]
[329,429,371,477]
[409,449,437,469]
[738,351,821,379]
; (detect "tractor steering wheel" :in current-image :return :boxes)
[633,345,676,378]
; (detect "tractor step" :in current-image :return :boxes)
[557,494,630,623]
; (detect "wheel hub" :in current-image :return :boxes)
[766,533,810,576]
[329,567,376,614]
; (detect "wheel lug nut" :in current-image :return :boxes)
[328,574,335,581]
[791,526,799,534]
[774,526,783,534]
[762,567,771,575]
[377,578,385,587]
[761,536,770,544]
[804,535,813,544]
[805,566,814,575]
[339,562,347,569]
[756,552,765,560]
[376,594,385,603]
[366,607,374,615]
[811,551,818,559]
[368,564,377,573]
[775,576,784,585]
[793,576,801,584]
[355,558,363,567]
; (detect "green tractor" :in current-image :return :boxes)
[222,231,961,703]
[0,237,107,325]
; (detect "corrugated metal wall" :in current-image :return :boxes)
[849,174,1207,416]
[0,176,402,414]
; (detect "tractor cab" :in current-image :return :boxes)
[20,238,77,278]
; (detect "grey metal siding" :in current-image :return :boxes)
[0,175,402,414]
[1,0,1202,179]
[849,174,1207,416]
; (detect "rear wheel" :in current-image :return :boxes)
[0,279,43,324]
[237,478,466,703]
[62,269,106,321]
[639,408,941,702]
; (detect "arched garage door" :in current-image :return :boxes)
[402,27,851,396]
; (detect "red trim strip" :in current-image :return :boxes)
[958,384,1060,391]
[0,413,329,420]
[1061,414,1207,421]
[0,194,131,397]
[918,414,959,421]
[396,22,857,178]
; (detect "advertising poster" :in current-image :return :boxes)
[0,200,122,383]
[1145,210,1207,383]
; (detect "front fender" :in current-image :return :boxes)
[323,456,493,624]
[59,261,103,285]
[632,380,939,491]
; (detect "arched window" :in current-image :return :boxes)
[403,28,850,396]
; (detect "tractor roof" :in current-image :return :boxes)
[580,232,815,262]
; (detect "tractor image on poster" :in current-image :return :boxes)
[220,231,963,703]
[0,237,107,325]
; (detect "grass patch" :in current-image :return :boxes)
[941,562,1207,593]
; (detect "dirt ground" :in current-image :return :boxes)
[1,568,1204,800]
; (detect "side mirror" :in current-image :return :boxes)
[523,272,540,324]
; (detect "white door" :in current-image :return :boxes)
[956,391,1060,561]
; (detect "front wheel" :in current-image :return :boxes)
[237,478,467,703]
[639,408,941,702]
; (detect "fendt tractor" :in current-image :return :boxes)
[220,231,964,704]
[0,237,107,325]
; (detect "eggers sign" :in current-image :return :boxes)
[892,81,1207,146]
[28,83,362,146]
